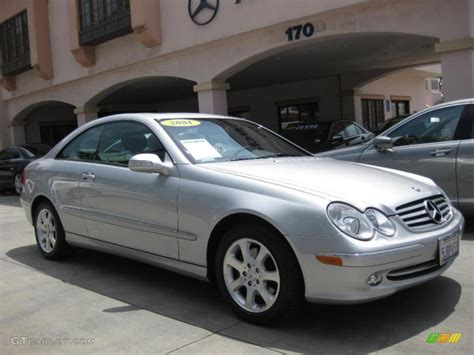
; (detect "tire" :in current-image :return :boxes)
[34,201,69,260]
[215,223,304,324]
[13,172,22,195]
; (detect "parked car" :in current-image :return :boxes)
[317,99,474,215]
[21,113,463,324]
[375,114,410,134]
[0,144,50,194]
[281,120,374,153]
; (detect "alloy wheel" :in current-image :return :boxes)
[223,238,280,313]
[36,209,57,253]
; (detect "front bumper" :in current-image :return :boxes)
[290,209,464,304]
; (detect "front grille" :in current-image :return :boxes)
[396,194,452,231]
[387,259,442,281]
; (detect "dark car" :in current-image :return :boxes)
[0,144,50,194]
[281,120,374,153]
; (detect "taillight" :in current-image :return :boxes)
[21,171,27,186]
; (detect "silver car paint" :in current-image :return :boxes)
[317,99,474,214]
[21,113,464,303]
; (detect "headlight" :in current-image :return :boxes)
[365,208,396,237]
[327,203,374,240]
[327,203,396,240]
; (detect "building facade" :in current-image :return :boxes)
[1,0,473,148]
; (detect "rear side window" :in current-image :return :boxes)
[97,121,166,166]
[57,125,104,161]
[344,123,359,137]
[5,148,21,159]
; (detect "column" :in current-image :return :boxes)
[9,123,25,145]
[340,89,357,121]
[74,106,99,126]
[436,38,474,101]
[193,81,230,115]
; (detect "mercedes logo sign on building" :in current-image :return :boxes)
[188,0,219,25]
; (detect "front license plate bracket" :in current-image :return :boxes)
[438,233,459,266]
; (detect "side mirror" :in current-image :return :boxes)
[330,134,344,145]
[373,136,394,152]
[128,154,169,175]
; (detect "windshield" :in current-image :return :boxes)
[158,118,309,163]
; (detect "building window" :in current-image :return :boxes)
[79,0,132,46]
[1,11,31,76]
[361,99,384,131]
[391,100,410,118]
[277,99,319,131]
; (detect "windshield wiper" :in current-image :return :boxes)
[256,153,301,159]
[230,153,298,161]
[230,157,255,162]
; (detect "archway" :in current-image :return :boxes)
[85,76,198,117]
[213,32,439,132]
[11,101,77,146]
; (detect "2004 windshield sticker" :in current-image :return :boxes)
[160,119,201,127]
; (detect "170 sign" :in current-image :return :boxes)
[285,21,326,42]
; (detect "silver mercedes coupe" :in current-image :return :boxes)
[20,113,464,323]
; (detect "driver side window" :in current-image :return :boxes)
[387,105,465,147]
[97,121,167,166]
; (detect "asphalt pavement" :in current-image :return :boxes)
[0,191,472,354]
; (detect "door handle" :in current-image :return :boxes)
[430,148,452,157]
[81,171,96,180]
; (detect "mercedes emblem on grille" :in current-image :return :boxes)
[424,200,444,224]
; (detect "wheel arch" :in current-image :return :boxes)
[31,194,56,221]
[206,212,304,288]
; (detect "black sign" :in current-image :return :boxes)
[188,0,219,25]
[285,21,326,42]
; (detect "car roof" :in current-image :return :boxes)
[430,98,474,107]
[123,113,238,121]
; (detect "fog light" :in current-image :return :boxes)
[367,273,383,286]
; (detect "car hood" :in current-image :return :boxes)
[202,157,442,215]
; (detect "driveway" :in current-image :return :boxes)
[0,192,472,354]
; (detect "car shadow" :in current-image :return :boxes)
[462,216,474,240]
[6,242,462,353]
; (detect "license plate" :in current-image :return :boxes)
[439,233,459,265]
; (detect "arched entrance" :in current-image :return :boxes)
[85,76,198,117]
[214,32,440,131]
[11,101,77,147]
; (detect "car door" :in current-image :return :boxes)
[0,147,22,186]
[456,104,474,214]
[359,104,468,205]
[54,124,105,237]
[80,120,179,259]
[0,150,14,185]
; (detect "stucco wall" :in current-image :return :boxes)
[356,70,435,123]
[0,91,7,148]
[3,0,470,106]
